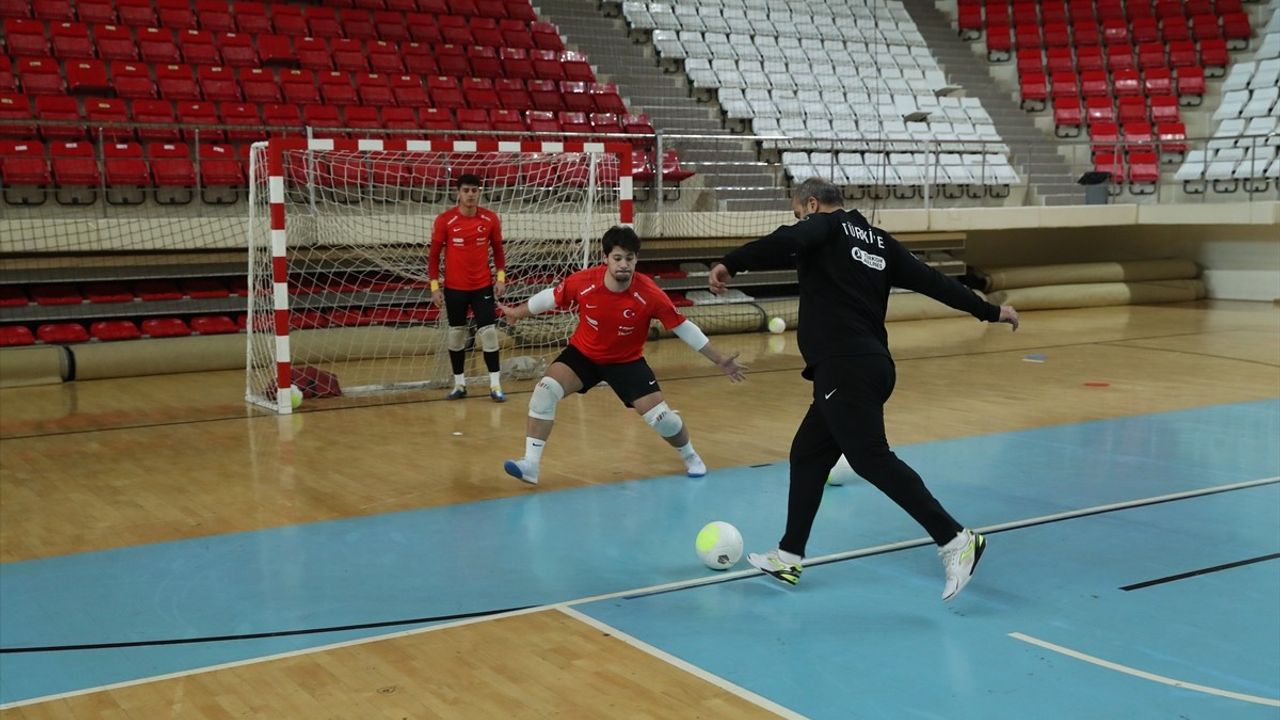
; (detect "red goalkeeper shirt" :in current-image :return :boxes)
[429,207,506,291]
[552,265,686,364]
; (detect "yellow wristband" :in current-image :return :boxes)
[430,280,440,292]
[496,270,506,283]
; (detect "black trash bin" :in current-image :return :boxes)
[1078,171,1112,205]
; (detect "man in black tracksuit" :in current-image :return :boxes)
[709,178,1019,602]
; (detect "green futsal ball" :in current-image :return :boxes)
[695,521,743,570]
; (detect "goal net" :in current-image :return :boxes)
[245,138,632,414]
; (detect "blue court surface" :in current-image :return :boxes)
[2,399,1278,715]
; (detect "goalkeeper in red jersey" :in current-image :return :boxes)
[430,174,508,402]
[497,226,747,486]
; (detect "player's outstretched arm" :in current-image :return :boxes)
[700,343,747,382]
[498,287,557,324]
[998,304,1019,331]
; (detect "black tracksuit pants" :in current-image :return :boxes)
[781,354,964,556]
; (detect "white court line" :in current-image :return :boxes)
[1009,632,1280,708]
[556,606,809,720]
[3,475,1277,710]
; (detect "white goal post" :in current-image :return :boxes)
[245,137,635,414]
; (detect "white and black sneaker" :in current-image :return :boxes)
[939,529,986,602]
[747,549,803,586]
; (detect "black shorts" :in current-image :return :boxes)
[443,286,496,328]
[554,343,661,408]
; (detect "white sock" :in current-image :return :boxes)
[525,437,546,464]
[778,549,803,565]
[489,371,502,389]
[453,373,466,388]
[676,441,698,460]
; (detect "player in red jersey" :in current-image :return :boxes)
[497,226,747,486]
[430,174,508,402]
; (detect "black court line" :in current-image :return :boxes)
[0,327,1236,441]
[1120,552,1280,592]
[0,604,535,654]
[6,479,1277,654]
[623,478,1280,601]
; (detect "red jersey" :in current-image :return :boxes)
[429,207,506,291]
[552,265,686,364]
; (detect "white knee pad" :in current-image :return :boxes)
[446,325,468,352]
[528,376,565,420]
[477,324,500,353]
[642,401,684,438]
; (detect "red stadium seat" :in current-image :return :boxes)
[17,57,65,96]
[37,323,90,343]
[403,43,438,75]
[139,27,181,64]
[242,68,282,104]
[141,318,191,337]
[182,278,229,298]
[31,283,82,305]
[1144,68,1174,97]
[117,0,157,26]
[589,112,621,134]
[234,2,271,35]
[257,34,295,66]
[148,142,196,187]
[528,79,562,111]
[390,75,428,106]
[198,65,241,102]
[103,141,149,185]
[1156,121,1187,155]
[84,96,130,139]
[66,60,112,95]
[110,61,155,99]
[357,73,395,106]
[157,0,196,30]
[558,110,590,135]
[319,72,359,106]
[1128,151,1159,186]
[219,102,264,142]
[0,139,50,188]
[462,77,500,109]
[262,102,303,132]
[495,77,531,109]
[659,149,695,183]
[369,41,406,74]
[0,326,35,346]
[92,23,137,61]
[1150,94,1181,123]
[0,286,30,311]
[1090,121,1120,155]
[190,315,238,334]
[531,21,563,51]
[34,0,74,21]
[374,10,410,42]
[1085,96,1116,124]
[132,99,180,142]
[342,104,383,133]
[176,101,221,141]
[468,46,502,78]
[1112,69,1141,96]
[1052,98,1083,135]
[435,44,470,76]
[1018,71,1047,109]
[34,96,83,139]
[272,4,307,36]
[0,93,35,138]
[90,320,142,341]
[82,281,134,302]
[1049,71,1079,101]
[1076,46,1105,72]
[341,9,378,41]
[49,140,99,189]
[530,49,565,81]
[0,57,13,93]
[156,64,200,101]
[490,108,525,134]
[589,82,626,113]
[77,0,116,24]
[1117,96,1147,124]
[281,69,320,105]
[1176,66,1205,100]
[332,38,369,73]
[428,75,466,109]
[380,105,418,131]
[4,19,50,57]
[195,0,235,33]
[135,279,183,300]
[525,108,558,136]
[216,32,258,67]
[50,22,95,59]
[1080,70,1110,98]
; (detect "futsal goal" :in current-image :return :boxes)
[245,138,633,414]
